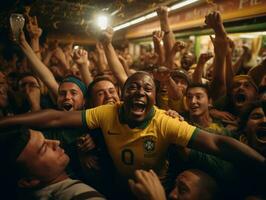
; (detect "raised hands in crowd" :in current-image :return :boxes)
[1,5,266,200]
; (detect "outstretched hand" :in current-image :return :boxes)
[198,52,213,65]
[77,134,96,152]
[152,31,164,45]
[129,169,167,200]
[171,40,186,53]
[152,66,171,83]
[73,49,89,66]
[26,16,42,39]
[205,11,226,37]
[99,27,114,45]
[156,6,169,19]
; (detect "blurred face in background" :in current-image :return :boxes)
[232,79,257,111]
[245,106,266,156]
[0,72,8,108]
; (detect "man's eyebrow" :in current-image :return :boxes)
[37,135,46,154]
[177,180,190,191]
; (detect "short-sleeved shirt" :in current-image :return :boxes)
[82,103,197,178]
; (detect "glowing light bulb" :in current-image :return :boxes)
[97,15,108,30]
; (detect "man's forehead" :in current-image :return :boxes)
[59,82,81,91]
[250,107,264,114]
[20,76,38,83]
[94,80,115,89]
[234,79,250,84]
[188,87,206,93]
[17,130,44,161]
[127,73,154,85]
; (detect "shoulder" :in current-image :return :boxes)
[60,179,106,199]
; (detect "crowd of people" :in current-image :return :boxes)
[0,6,266,200]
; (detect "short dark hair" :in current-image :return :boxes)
[186,83,210,98]
[171,69,191,85]
[186,169,219,200]
[258,85,266,95]
[17,72,40,89]
[0,126,31,180]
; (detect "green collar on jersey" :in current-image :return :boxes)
[118,105,155,129]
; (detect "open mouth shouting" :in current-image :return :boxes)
[256,126,266,143]
[234,92,247,106]
[62,102,73,111]
[131,100,146,116]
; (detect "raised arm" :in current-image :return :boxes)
[99,27,128,87]
[192,52,213,84]
[188,129,266,168]
[118,54,136,76]
[25,15,42,59]
[17,31,59,99]
[157,6,175,64]
[152,30,165,66]
[205,11,228,100]
[95,42,109,75]
[0,109,83,129]
[166,40,186,69]
[153,66,183,101]
[225,37,235,95]
[72,49,93,86]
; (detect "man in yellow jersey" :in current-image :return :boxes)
[0,72,265,181]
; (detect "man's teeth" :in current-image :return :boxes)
[257,128,266,141]
[132,102,145,112]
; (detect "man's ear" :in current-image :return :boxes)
[17,178,40,188]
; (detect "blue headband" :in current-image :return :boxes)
[61,76,87,96]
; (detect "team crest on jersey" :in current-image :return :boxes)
[143,137,156,153]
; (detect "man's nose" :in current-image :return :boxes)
[168,187,178,200]
[47,139,60,149]
[191,96,197,103]
[65,91,72,99]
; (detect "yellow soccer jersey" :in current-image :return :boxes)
[82,103,197,178]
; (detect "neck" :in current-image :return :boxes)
[190,112,212,128]
[41,172,69,187]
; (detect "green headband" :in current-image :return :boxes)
[61,76,87,97]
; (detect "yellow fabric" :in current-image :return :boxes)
[204,122,229,136]
[168,96,188,113]
[157,92,188,113]
[84,103,196,178]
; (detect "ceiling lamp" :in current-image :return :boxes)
[113,0,201,31]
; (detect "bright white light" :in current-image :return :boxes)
[113,0,200,31]
[97,15,108,30]
[144,12,157,20]
[240,32,266,38]
[170,0,200,11]
[73,45,79,50]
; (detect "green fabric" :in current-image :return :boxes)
[187,128,199,147]
[81,110,88,131]
[118,105,155,129]
[188,149,239,187]
[61,76,87,97]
